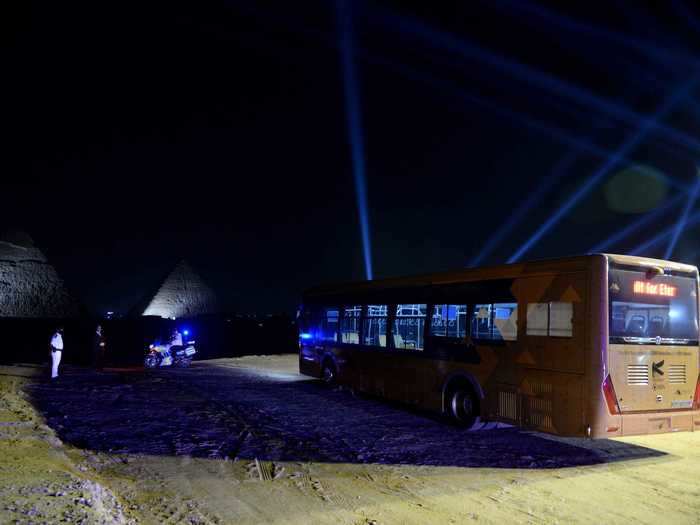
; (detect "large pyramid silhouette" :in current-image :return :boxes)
[0,231,81,318]
[141,260,219,319]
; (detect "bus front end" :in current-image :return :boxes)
[603,256,700,436]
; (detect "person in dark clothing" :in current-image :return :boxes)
[93,324,106,371]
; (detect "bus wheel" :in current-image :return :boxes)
[450,388,478,427]
[321,362,336,386]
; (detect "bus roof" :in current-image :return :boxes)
[304,253,698,300]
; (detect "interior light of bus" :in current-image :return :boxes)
[602,375,620,415]
[693,375,700,410]
[633,280,676,297]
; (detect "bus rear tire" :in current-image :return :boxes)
[321,361,336,386]
[449,387,478,428]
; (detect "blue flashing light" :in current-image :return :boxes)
[300,333,313,340]
[183,329,190,336]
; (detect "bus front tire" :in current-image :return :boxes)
[449,387,478,428]
[321,362,336,386]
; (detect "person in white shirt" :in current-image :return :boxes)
[50,328,64,379]
[169,329,183,348]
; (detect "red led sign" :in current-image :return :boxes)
[633,280,676,297]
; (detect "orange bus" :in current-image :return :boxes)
[298,254,700,438]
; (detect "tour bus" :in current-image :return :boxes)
[298,254,700,438]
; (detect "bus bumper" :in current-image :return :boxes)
[603,410,700,437]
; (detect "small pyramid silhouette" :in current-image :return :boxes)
[141,260,219,319]
[0,231,81,318]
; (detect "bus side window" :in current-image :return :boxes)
[471,304,517,341]
[549,302,573,337]
[431,305,468,338]
[472,304,492,339]
[323,308,339,342]
[394,304,427,350]
[341,306,361,344]
[363,305,388,347]
[430,305,448,337]
[526,302,574,337]
[527,303,548,336]
[494,303,517,340]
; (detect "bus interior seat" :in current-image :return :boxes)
[626,315,647,336]
[648,315,664,336]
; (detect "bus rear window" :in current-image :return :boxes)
[609,266,699,344]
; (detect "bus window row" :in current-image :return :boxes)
[310,301,573,350]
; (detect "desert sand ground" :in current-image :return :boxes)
[1,355,699,524]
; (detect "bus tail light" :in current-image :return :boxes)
[693,375,700,410]
[603,375,620,415]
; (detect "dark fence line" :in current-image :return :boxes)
[0,315,298,366]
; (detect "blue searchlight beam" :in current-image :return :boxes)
[508,76,699,263]
[336,0,373,280]
[470,150,580,267]
[630,209,700,256]
[589,193,685,253]
[665,171,700,259]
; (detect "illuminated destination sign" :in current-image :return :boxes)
[633,280,676,297]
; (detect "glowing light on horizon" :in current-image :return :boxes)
[336,0,373,280]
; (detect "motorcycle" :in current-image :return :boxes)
[144,340,197,369]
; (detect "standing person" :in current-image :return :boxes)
[50,327,64,380]
[169,328,183,351]
[93,324,106,371]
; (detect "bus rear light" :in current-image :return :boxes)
[693,375,700,410]
[603,375,621,415]
[606,426,619,433]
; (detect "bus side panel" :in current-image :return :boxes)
[477,271,590,436]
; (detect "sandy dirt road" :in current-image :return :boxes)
[2,355,700,524]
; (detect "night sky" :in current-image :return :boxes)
[5,1,700,315]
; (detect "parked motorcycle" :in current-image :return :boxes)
[144,340,197,368]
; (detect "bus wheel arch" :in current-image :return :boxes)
[442,374,482,427]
